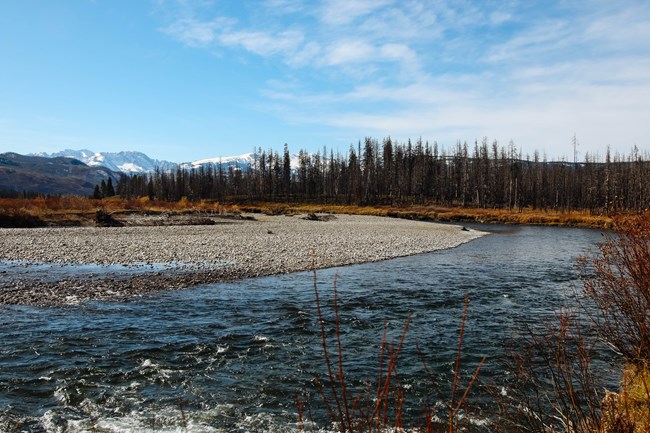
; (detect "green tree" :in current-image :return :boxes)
[106,178,115,197]
[93,184,102,200]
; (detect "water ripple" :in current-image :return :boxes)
[0,225,611,432]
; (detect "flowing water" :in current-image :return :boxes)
[0,225,618,432]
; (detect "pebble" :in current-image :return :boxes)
[0,214,485,306]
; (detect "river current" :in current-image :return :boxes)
[0,224,617,432]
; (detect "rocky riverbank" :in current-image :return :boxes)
[0,214,485,306]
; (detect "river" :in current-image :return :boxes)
[0,224,619,432]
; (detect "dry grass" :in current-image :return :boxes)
[602,364,650,433]
[0,197,241,227]
[237,202,613,228]
[0,197,614,228]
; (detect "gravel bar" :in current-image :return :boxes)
[0,214,485,306]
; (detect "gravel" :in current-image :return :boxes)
[0,214,485,306]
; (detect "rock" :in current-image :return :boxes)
[95,210,123,227]
[303,213,336,222]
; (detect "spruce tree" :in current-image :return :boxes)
[93,184,103,200]
[106,178,115,197]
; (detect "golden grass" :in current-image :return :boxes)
[602,364,650,433]
[623,364,650,430]
[0,196,620,228]
[1,196,239,214]
[237,202,614,228]
[0,197,241,226]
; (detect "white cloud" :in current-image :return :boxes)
[323,39,375,65]
[160,0,438,73]
[319,0,394,26]
[286,41,321,67]
[163,17,230,46]
[264,0,306,14]
[356,4,440,41]
[157,0,650,157]
[219,30,304,57]
[484,19,572,63]
[258,45,650,158]
[379,43,420,75]
[379,43,414,61]
[343,81,475,105]
[583,4,650,52]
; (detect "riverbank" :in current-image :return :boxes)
[238,202,613,228]
[0,214,484,306]
[0,196,614,228]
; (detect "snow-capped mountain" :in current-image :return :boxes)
[0,152,119,196]
[34,149,302,174]
[181,153,256,171]
[182,152,305,173]
[33,149,177,174]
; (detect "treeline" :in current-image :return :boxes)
[92,178,115,200]
[116,138,650,213]
[0,189,43,199]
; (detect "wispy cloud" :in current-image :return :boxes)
[264,0,306,15]
[160,0,433,73]
[582,3,650,53]
[157,0,650,156]
[484,17,574,63]
[219,30,304,57]
[356,4,440,41]
[323,39,374,65]
[163,17,232,46]
[319,0,394,26]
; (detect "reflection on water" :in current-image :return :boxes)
[0,225,616,432]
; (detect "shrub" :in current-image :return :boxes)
[496,309,604,433]
[303,271,485,433]
[498,213,650,432]
[579,213,650,366]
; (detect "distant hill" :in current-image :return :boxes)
[0,152,119,196]
[8,148,305,196]
[33,149,258,174]
[33,149,177,174]
[33,149,301,174]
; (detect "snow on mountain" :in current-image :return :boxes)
[117,162,145,173]
[181,152,302,171]
[290,154,300,169]
[181,152,256,170]
[34,149,177,174]
[34,149,302,174]
[34,149,96,161]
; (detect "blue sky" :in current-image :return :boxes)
[1,0,649,162]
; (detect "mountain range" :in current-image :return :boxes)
[32,149,270,174]
[0,152,119,196]
[33,149,178,173]
[0,149,302,196]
